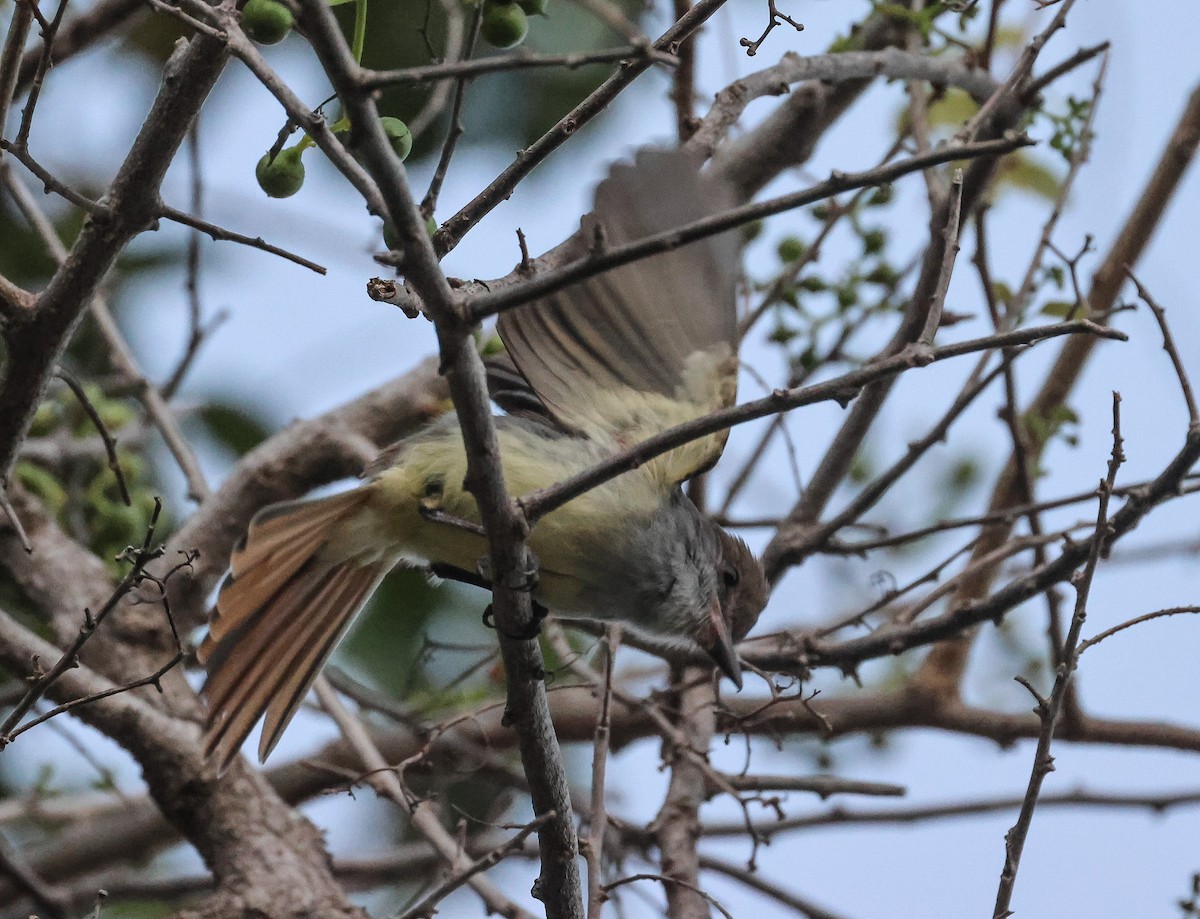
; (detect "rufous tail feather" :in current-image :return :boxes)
[199,491,386,769]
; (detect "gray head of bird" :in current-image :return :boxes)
[611,490,768,688]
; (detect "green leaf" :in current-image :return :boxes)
[1039,300,1076,318]
[1000,153,1062,201]
[198,403,273,456]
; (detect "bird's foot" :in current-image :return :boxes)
[475,550,540,593]
[482,600,548,641]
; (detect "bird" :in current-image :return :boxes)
[199,148,770,769]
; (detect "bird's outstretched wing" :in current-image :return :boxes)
[496,148,740,484]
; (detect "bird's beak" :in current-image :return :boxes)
[704,602,743,690]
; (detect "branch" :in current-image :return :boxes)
[0,609,368,918]
[914,77,1200,690]
[297,0,583,913]
[14,0,142,96]
[699,787,1200,837]
[362,45,675,88]
[0,0,34,135]
[0,499,164,745]
[464,134,1030,322]
[520,320,1122,525]
[992,393,1124,917]
[692,47,998,157]
[159,205,327,275]
[435,0,733,254]
[653,669,717,918]
[313,678,538,919]
[0,30,229,488]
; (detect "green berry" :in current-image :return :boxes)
[383,222,400,250]
[242,0,293,44]
[799,275,826,293]
[256,147,305,198]
[380,117,413,162]
[865,263,899,286]
[740,219,764,242]
[383,216,438,250]
[481,0,528,48]
[862,228,887,255]
[776,236,806,263]
[517,0,548,16]
[868,184,894,207]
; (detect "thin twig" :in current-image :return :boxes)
[160,205,327,274]
[699,787,1200,837]
[1078,606,1200,656]
[362,45,672,88]
[1125,269,1199,427]
[0,0,35,137]
[313,677,539,919]
[603,873,734,919]
[915,168,964,350]
[992,392,1124,917]
[54,368,132,506]
[436,0,735,254]
[420,2,481,218]
[585,625,619,919]
[0,498,164,745]
[5,652,183,742]
[698,855,848,919]
[0,489,31,553]
[520,319,1124,524]
[13,0,70,149]
[467,135,1031,322]
[394,813,553,919]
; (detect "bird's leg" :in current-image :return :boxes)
[465,553,547,641]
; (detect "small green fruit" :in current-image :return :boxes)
[481,0,528,48]
[862,228,887,255]
[868,184,894,207]
[256,147,305,198]
[242,0,294,44]
[517,0,548,16]
[383,216,438,249]
[380,117,413,161]
[776,236,806,263]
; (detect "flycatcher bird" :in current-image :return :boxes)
[200,149,769,768]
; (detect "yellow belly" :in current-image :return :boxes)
[344,417,667,613]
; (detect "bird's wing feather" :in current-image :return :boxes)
[497,148,740,483]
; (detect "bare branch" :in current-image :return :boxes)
[362,45,675,88]
[1125,269,1199,428]
[159,205,327,275]
[297,0,583,911]
[435,0,734,254]
[992,393,1124,917]
[313,678,538,919]
[465,135,1029,322]
[521,320,1123,525]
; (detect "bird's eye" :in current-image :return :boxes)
[722,567,739,589]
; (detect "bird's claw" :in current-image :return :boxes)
[481,601,548,641]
